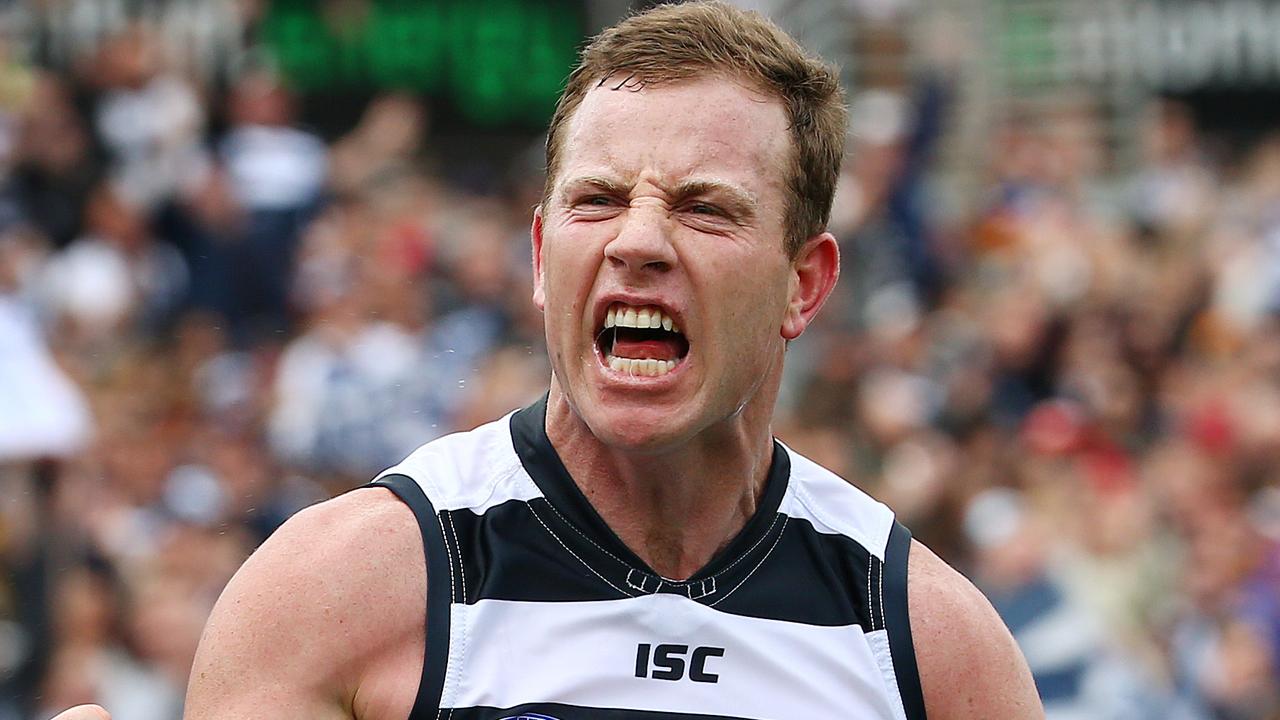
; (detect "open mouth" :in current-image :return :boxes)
[596,302,690,377]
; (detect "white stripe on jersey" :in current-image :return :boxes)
[778,443,895,560]
[378,411,542,514]
[443,594,905,719]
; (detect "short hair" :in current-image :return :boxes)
[543,1,847,258]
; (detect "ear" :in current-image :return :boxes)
[531,206,546,311]
[781,232,840,341]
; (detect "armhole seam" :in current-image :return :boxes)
[884,520,927,720]
[368,474,452,719]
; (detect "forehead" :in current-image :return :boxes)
[557,76,790,201]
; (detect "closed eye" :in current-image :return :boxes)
[573,194,626,210]
[568,194,625,217]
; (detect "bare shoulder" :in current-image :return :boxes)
[185,487,425,720]
[907,539,1043,720]
[49,706,111,720]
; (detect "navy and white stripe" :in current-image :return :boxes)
[371,397,925,720]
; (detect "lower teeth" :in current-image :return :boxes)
[608,356,678,376]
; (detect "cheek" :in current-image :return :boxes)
[541,233,582,298]
[542,236,599,330]
[707,257,790,334]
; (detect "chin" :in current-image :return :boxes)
[581,397,700,453]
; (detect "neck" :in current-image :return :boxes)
[545,381,778,580]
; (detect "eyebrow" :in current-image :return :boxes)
[560,175,629,201]
[672,179,759,221]
[559,175,760,221]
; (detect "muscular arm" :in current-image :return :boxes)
[909,540,1043,720]
[183,488,426,720]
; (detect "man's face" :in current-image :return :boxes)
[534,75,805,450]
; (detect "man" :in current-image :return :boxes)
[55,3,1041,719]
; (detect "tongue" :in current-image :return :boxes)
[612,336,682,361]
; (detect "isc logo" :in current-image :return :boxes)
[634,643,725,683]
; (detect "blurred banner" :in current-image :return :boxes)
[22,0,586,134]
[261,0,584,128]
[999,0,1280,90]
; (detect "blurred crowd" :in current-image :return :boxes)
[0,10,1277,720]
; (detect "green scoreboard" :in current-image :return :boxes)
[262,0,585,129]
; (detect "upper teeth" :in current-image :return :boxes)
[605,304,678,333]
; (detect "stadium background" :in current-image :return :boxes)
[1,0,1279,717]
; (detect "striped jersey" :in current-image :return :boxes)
[370,397,926,720]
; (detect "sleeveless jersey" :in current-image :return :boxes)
[370,397,926,720]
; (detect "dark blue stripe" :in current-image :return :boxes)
[443,497,876,628]
[369,474,452,720]
[884,520,927,720]
[447,702,751,719]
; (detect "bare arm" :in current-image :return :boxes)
[909,540,1044,720]
[183,488,426,720]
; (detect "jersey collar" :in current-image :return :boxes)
[510,394,790,597]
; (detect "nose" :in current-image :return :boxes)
[604,205,677,275]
